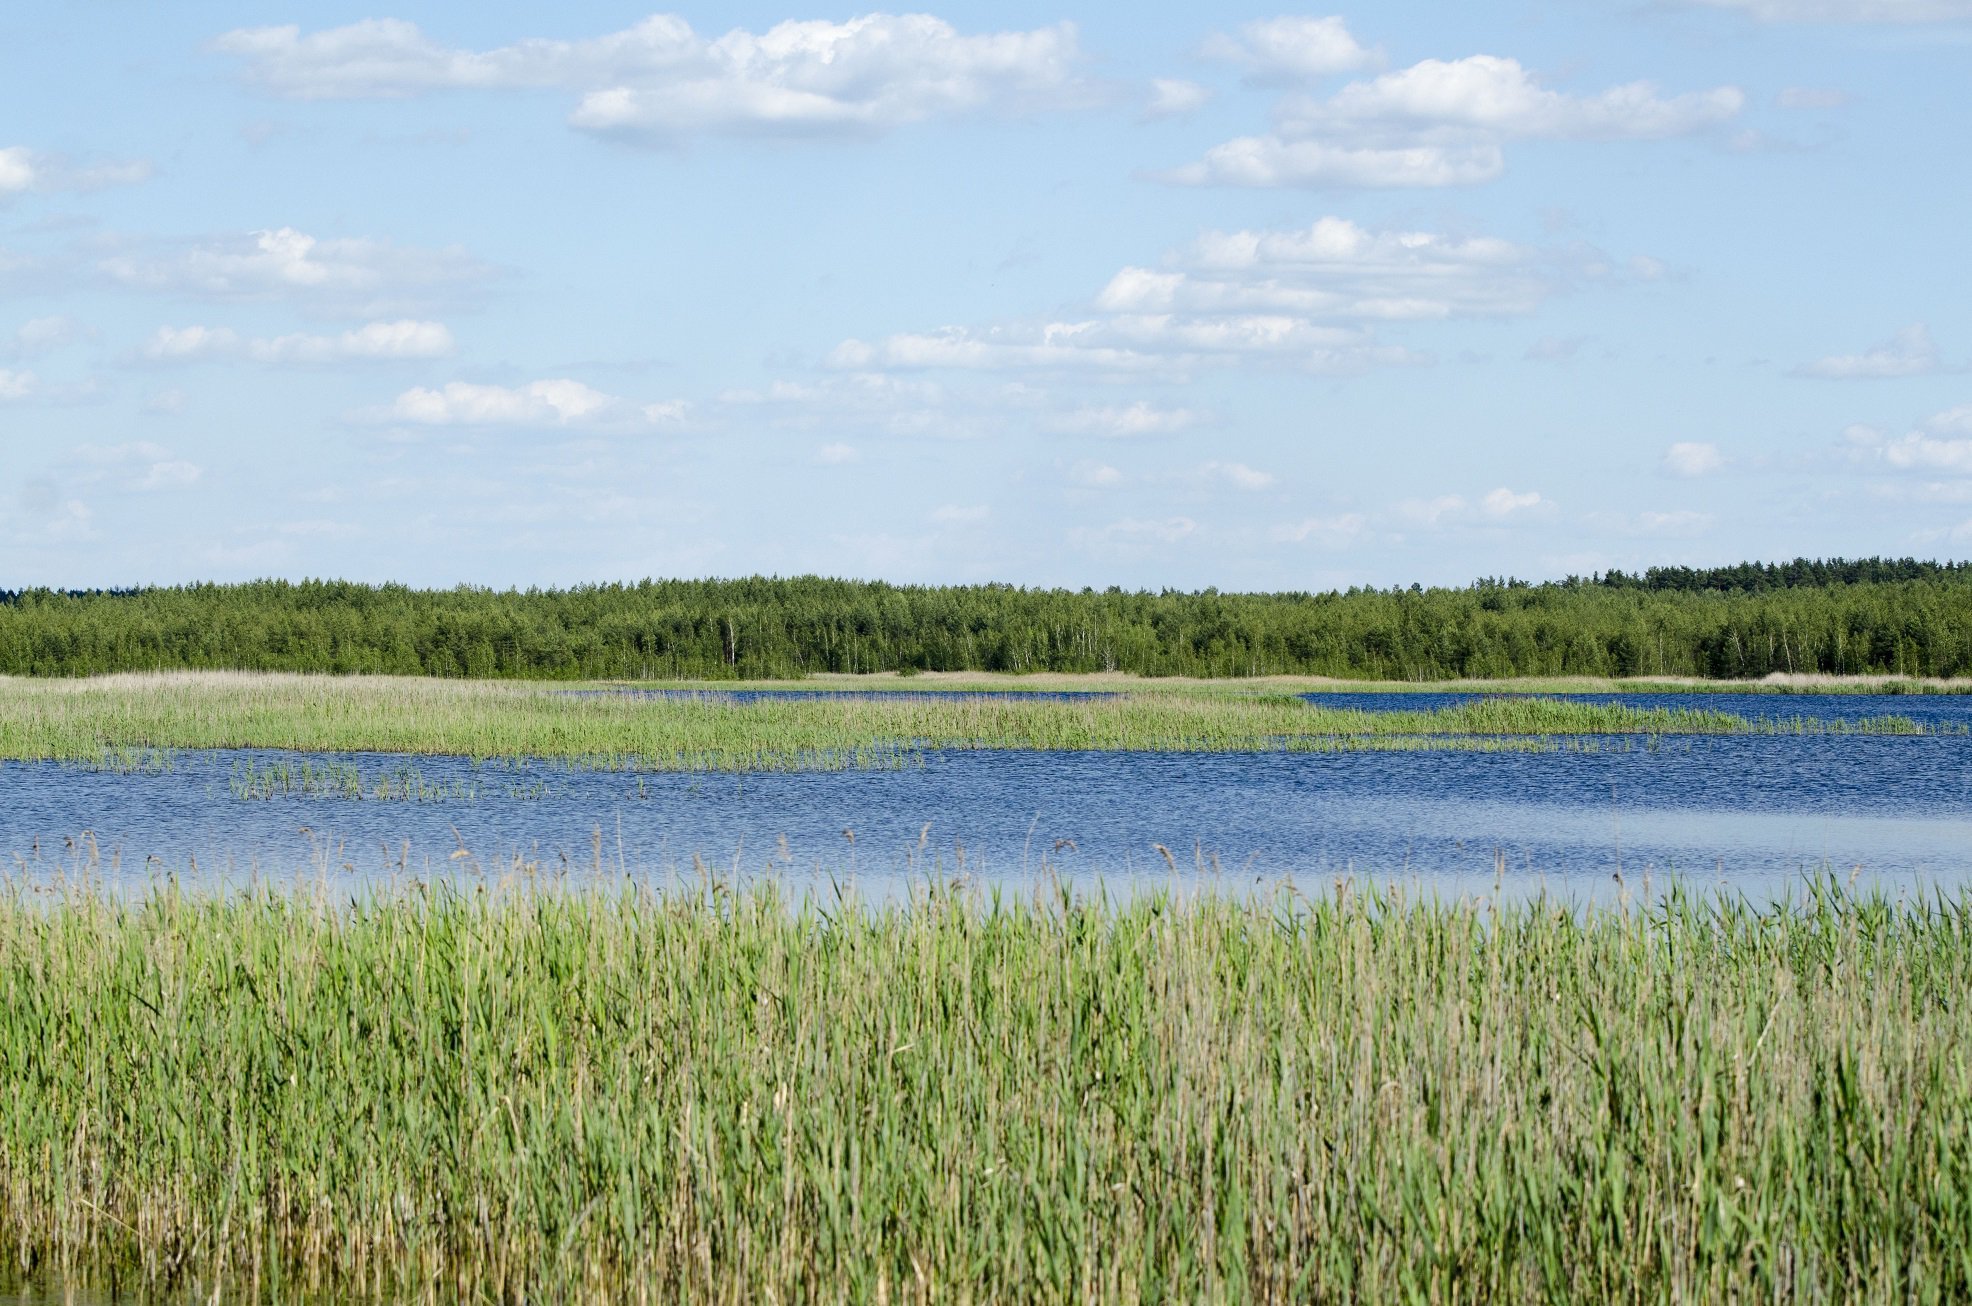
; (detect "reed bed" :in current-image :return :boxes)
[2,877,1969,1302]
[0,673,1941,774]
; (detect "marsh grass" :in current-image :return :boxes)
[3,875,1971,1302]
[0,673,1946,775]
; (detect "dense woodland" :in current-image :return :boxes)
[3,560,1971,680]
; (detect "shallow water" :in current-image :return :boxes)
[6,716,1971,901]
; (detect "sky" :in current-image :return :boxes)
[3,1,1970,592]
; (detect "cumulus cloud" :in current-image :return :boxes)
[1199,17,1381,82]
[814,441,859,464]
[1165,138,1505,189]
[1268,512,1367,545]
[388,379,622,427]
[0,369,33,401]
[1398,487,1546,526]
[1193,460,1277,490]
[1796,324,1941,379]
[720,372,995,437]
[1069,515,1199,550]
[1067,459,1122,488]
[0,149,29,195]
[69,442,203,491]
[0,146,151,198]
[1143,78,1211,119]
[101,227,492,316]
[837,216,1618,379]
[144,319,456,364]
[1850,406,1972,473]
[1045,402,1206,436]
[1163,53,1742,188]
[1480,487,1543,517]
[5,316,89,358]
[380,379,688,430]
[215,15,1091,142]
[1663,441,1726,477]
[1686,0,1972,21]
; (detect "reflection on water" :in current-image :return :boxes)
[6,723,1971,903]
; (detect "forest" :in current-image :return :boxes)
[3,559,1970,680]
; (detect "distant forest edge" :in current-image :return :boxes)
[4,558,1972,680]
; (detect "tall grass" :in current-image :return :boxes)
[0,673,1943,774]
[3,875,1971,1301]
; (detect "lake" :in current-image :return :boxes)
[6,690,1971,900]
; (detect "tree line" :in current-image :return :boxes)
[2,561,1970,680]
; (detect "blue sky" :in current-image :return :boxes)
[3,0,1970,590]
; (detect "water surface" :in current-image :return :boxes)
[7,720,1969,902]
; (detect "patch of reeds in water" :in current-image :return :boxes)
[0,673,1952,775]
[2,875,1970,1302]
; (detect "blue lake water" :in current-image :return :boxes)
[6,708,1971,901]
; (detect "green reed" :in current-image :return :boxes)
[2,876,1969,1303]
[0,673,1947,775]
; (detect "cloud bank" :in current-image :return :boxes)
[215,14,1090,142]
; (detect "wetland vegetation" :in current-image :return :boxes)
[4,877,1970,1302]
[0,672,1949,774]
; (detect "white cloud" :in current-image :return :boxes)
[1300,57,1743,139]
[1069,515,1199,549]
[1269,512,1367,544]
[831,325,1166,374]
[1067,459,1122,487]
[69,441,203,492]
[143,389,189,416]
[216,15,1090,141]
[1163,137,1505,189]
[1193,460,1277,490]
[1046,402,1205,436]
[1144,78,1211,119]
[1480,486,1543,517]
[5,316,88,358]
[0,146,150,197]
[1796,323,1940,378]
[389,379,622,427]
[814,441,860,464]
[143,325,239,360]
[0,148,31,194]
[1396,488,1546,527]
[102,228,491,315]
[1848,407,1972,473]
[1687,0,1972,21]
[721,372,995,437]
[839,216,1607,379]
[1165,54,1742,189]
[1199,17,1381,82]
[1635,510,1712,536]
[0,369,33,401]
[1663,441,1725,477]
[144,320,456,363]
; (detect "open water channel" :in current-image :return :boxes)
[4,691,1969,901]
